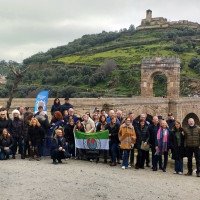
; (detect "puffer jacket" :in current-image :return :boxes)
[118,123,136,150]
[135,125,150,149]
[10,117,24,138]
[183,125,200,147]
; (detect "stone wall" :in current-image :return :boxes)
[1,97,200,125]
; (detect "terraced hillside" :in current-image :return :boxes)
[2,26,200,98]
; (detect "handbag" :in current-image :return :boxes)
[140,141,150,151]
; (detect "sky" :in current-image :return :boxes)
[0,0,200,62]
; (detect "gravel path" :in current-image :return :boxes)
[0,156,199,200]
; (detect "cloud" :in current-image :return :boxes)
[0,0,200,62]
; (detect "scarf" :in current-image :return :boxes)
[157,127,169,155]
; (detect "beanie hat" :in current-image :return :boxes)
[12,109,20,115]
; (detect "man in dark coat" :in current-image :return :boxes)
[183,118,200,177]
[166,113,175,131]
[148,116,162,171]
[51,129,70,164]
[61,98,73,115]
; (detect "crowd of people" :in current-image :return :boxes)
[0,98,200,178]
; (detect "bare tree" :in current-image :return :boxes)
[6,63,30,111]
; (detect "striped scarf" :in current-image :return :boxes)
[157,127,169,155]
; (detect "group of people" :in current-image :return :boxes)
[0,98,200,178]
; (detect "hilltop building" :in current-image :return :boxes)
[137,10,200,30]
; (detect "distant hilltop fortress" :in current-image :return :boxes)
[136,10,200,30]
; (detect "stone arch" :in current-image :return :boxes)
[141,56,180,99]
[182,113,200,127]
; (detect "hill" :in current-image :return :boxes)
[2,25,200,98]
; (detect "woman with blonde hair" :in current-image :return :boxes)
[28,118,45,161]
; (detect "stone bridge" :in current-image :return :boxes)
[0,56,199,127]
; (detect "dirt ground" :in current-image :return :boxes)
[0,156,199,200]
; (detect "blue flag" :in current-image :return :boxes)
[34,90,49,114]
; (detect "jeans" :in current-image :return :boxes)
[186,147,200,173]
[122,149,130,167]
[13,137,24,155]
[0,149,12,160]
[175,159,183,173]
[110,143,118,164]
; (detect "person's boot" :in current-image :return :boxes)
[29,147,34,161]
[110,162,116,166]
[196,173,200,177]
[35,147,41,161]
[58,159,62,163]
[21,154,25,159]
[185,171,193,176]
[53,159,58,164]
[12,154,15,159]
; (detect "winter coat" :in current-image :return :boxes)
[51,104,62,116]
[61,103,73,114]
[118,123,136,150]
[10,117,24,138]
[0,136,14,149]
[170,128,185,160]
[166,119,175,130]
[64,124,75,143]
[96,122,107,132]
[23,120,31,142]
[28,126,45,146]
[148,123,160,147]
[183,125,200,147]
[51,136,67,151]
[105,123,120,144]
[0,118,12,135]
[82,119,95,133]
[135,125,150,149]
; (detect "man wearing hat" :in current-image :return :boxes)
[10,109,24,159]
[61,98,73,115]
[166,113,175,131]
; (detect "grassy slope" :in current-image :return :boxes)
[13,28,200,98]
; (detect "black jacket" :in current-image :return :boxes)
[105,123,120,144]
[166,119,175,130]
[135,125,150,149]
[61,103,73,114]
[28,126,45,146]
[10,117,24,138]
[51,104,62,115]
[170,128,185,160]
[51,136,67,151]
[0,136,14,149]
[148,123,160,147]
[0,118,12,135]
[64,124,75,143]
